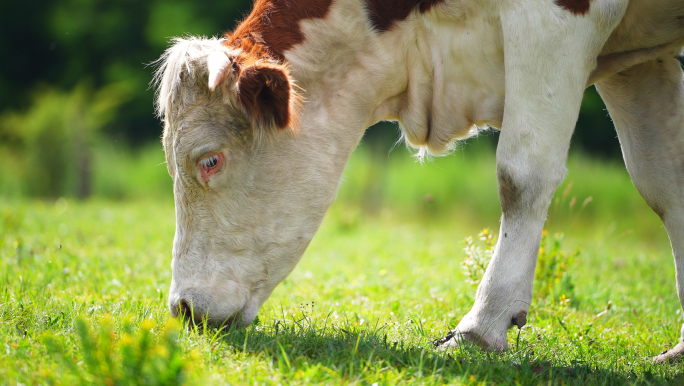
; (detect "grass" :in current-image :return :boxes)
[1,141,683,384]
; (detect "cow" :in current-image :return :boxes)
[154,0,684,362]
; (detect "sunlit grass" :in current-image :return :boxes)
[1,143,682,384]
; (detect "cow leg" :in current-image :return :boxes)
[439,0,626,350]
[594,55,684,363]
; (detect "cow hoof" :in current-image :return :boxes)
[433,329,504,351]
[432,330,459,349]
[653,341,684,363]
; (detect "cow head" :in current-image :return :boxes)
[155,37,351,327]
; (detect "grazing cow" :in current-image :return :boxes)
[154,0,684,362]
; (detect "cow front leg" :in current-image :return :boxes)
[439,0,626,350]
[449,123,577,350]
[595,56,684,363]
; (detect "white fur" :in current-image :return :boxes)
[155,0,684,356]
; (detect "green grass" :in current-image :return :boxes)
[1,142,683,385]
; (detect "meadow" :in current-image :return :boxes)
[1,138,683,385]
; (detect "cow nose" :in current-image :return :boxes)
[170,297,243,329]
[179,299,193,318]
[169,290,246,329]
[170,297,205,323]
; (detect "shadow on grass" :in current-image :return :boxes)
[189,314,682,385]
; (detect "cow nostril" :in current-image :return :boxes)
[179,299,192,320]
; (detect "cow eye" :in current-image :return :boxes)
[200,155,219,169]
[198,153,224,182]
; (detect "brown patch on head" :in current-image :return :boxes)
[226,0,334,63]
[555,0,593,16]
[237,62,299,130]
[365,0,446,32]
[512,311,527,329]
[498,167,520,215]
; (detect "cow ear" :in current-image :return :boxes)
[236,63,296,130]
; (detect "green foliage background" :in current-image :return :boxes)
[2,0,618,164]
[0,0,640,199]
[0,0,253,144]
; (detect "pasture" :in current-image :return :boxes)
[1,140,683,385]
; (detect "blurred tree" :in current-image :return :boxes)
[0,83,130,197]
[0,0,252,144]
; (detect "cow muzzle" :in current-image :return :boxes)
[168,288,247,329]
